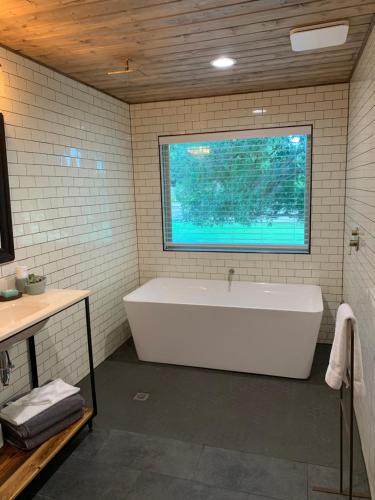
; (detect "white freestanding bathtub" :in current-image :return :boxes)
[123,278,323,379]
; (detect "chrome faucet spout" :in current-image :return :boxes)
[228,268,235,291]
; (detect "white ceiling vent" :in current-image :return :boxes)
[290,21,349,52]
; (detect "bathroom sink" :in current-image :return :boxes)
[0,289,90,343]
[0,301,49,327]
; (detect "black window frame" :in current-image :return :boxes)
[159,125,313,254]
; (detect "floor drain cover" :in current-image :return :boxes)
[133,392,150,401]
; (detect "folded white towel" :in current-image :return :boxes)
[325,303,366,397]
[0,379,80,426]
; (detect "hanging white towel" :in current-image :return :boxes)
[325,303,366,397]
[0,379,80,426]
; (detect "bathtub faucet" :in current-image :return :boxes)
[228,268,235,292]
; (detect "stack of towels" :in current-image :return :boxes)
[0,379,85,450]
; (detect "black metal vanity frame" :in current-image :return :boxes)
[0,295,97,498]
[0,296,98,426]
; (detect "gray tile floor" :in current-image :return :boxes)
[21,341,370,500]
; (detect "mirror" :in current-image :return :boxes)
[0,113,14,264]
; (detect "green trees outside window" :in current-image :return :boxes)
[160,127,311,252]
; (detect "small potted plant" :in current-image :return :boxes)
[25,274,46,295]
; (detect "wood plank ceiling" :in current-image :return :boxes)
[0,0,374,103]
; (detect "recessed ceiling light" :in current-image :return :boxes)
[290,21,349,51]
[290,136,301,143]
[210,56,236,69]
[252,108,267,115]
[187,146,210,155]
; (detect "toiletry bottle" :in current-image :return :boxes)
[15,265,28,293]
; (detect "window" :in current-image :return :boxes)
[159,126,312,253]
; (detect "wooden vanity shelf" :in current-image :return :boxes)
[0,290,98,498]
[0,407,93,500]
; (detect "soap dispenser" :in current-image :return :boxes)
[15,265,28,293]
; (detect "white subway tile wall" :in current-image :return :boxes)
[0,45,350,399]
[344,26,375,497]
[131,84,349,342]
[0,47,138,404]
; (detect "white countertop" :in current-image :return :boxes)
[0,288,90,343]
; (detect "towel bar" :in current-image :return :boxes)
[313,318,370,499]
